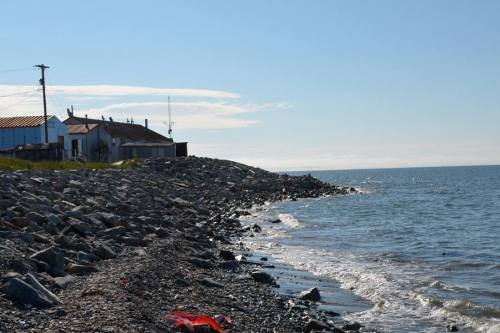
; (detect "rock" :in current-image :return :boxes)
[20,232,34,243]
[1,271,22,284]
[174,278,190,287]
[218,260,239,270]
[323,310,341,317]
[24,273,62,305]
[154,227,168,238]
[122,237,148,247]
[66,263,98,275]
[251,223,262,232]
[305,319,331,333]
[251,271,275,284]
[67,218,91,236]
[97,212,119,227]
[76,251,92,265]
[300,287,321,302]
[100,226,127,237]
[343,322,362,332]
[32,232,51,244]
[200,278,224,288]
[30,246,65,277]
[25,211,45,224]
[1,278,54,308]
[54,275,73,289]
[47,213,62,226]
[188,258,214,269]
[171,197,192,208]
[94,243,117,259]
[44,221,59,235]
[219,249,236,261]
[447,324,459,332]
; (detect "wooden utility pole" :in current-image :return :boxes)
[34,64,50,143]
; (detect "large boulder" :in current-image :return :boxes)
[251,271,275,285]
[30,246,65,277]
[300,287,321,302]
[93,243,117,260]
[1,278,54,308]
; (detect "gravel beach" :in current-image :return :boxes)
[0,157,360,332]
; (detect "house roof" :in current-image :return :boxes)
[0,115,53,129]
[64,116,172,143]
[67,123,100,135]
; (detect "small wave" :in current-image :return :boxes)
[278,213,302,228]
[443,300,500,319]
[242,243,499,333]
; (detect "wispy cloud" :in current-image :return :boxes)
[48,85,240,99]
[0,84,288,129]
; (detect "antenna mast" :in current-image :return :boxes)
[168,96,173,138]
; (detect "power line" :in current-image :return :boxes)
[0,88,39,98]
[0,89,40,112]
[0,67,33,74]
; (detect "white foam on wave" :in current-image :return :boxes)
[243,233,499,333]
[277,213,302,228]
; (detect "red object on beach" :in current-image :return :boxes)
[166,312,225,333]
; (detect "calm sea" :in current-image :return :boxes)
[243,165,500,333]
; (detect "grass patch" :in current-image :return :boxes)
[0,157,138,171]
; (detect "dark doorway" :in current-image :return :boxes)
[71,139,79,158]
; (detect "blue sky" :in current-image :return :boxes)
[1,0,499,170]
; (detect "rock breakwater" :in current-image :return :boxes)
[0,157,355,332]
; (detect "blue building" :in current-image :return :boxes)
[0,115,70,158]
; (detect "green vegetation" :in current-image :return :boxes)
[0,157,138,171]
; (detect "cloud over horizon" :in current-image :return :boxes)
[0,84,286,130]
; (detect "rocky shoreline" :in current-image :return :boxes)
[0,157,362,332]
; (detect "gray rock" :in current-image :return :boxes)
[25,211,45,224]
[188,258,214,269]
[305,319,331,332]
[251,271,275,284]
[218,260,239,270]
[1,271,22,284]
[154,227,168,238]
[32,232,51,244]
[76,251,92,265]
[30,246,65,277]
[66,263,98,275]
[200,278,224,288]
[24,273,62,305]
[47,213,62,226]
[1,278,54,308]
[343,322,362,332]
[219,249,236,261]
[54,275,73,289]
[94,243,117,259]
[20,232,34,243]
[300,287,321,302]
[100,226,127,237]
[67,217,91,236]
[251,223,262,232]
[122,237,148,247]
[45,221,60,235]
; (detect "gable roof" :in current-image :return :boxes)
[67,123,100,135]
[64,116,171,143]
[0,115,53,129]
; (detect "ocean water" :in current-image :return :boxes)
[242,165,500,333]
